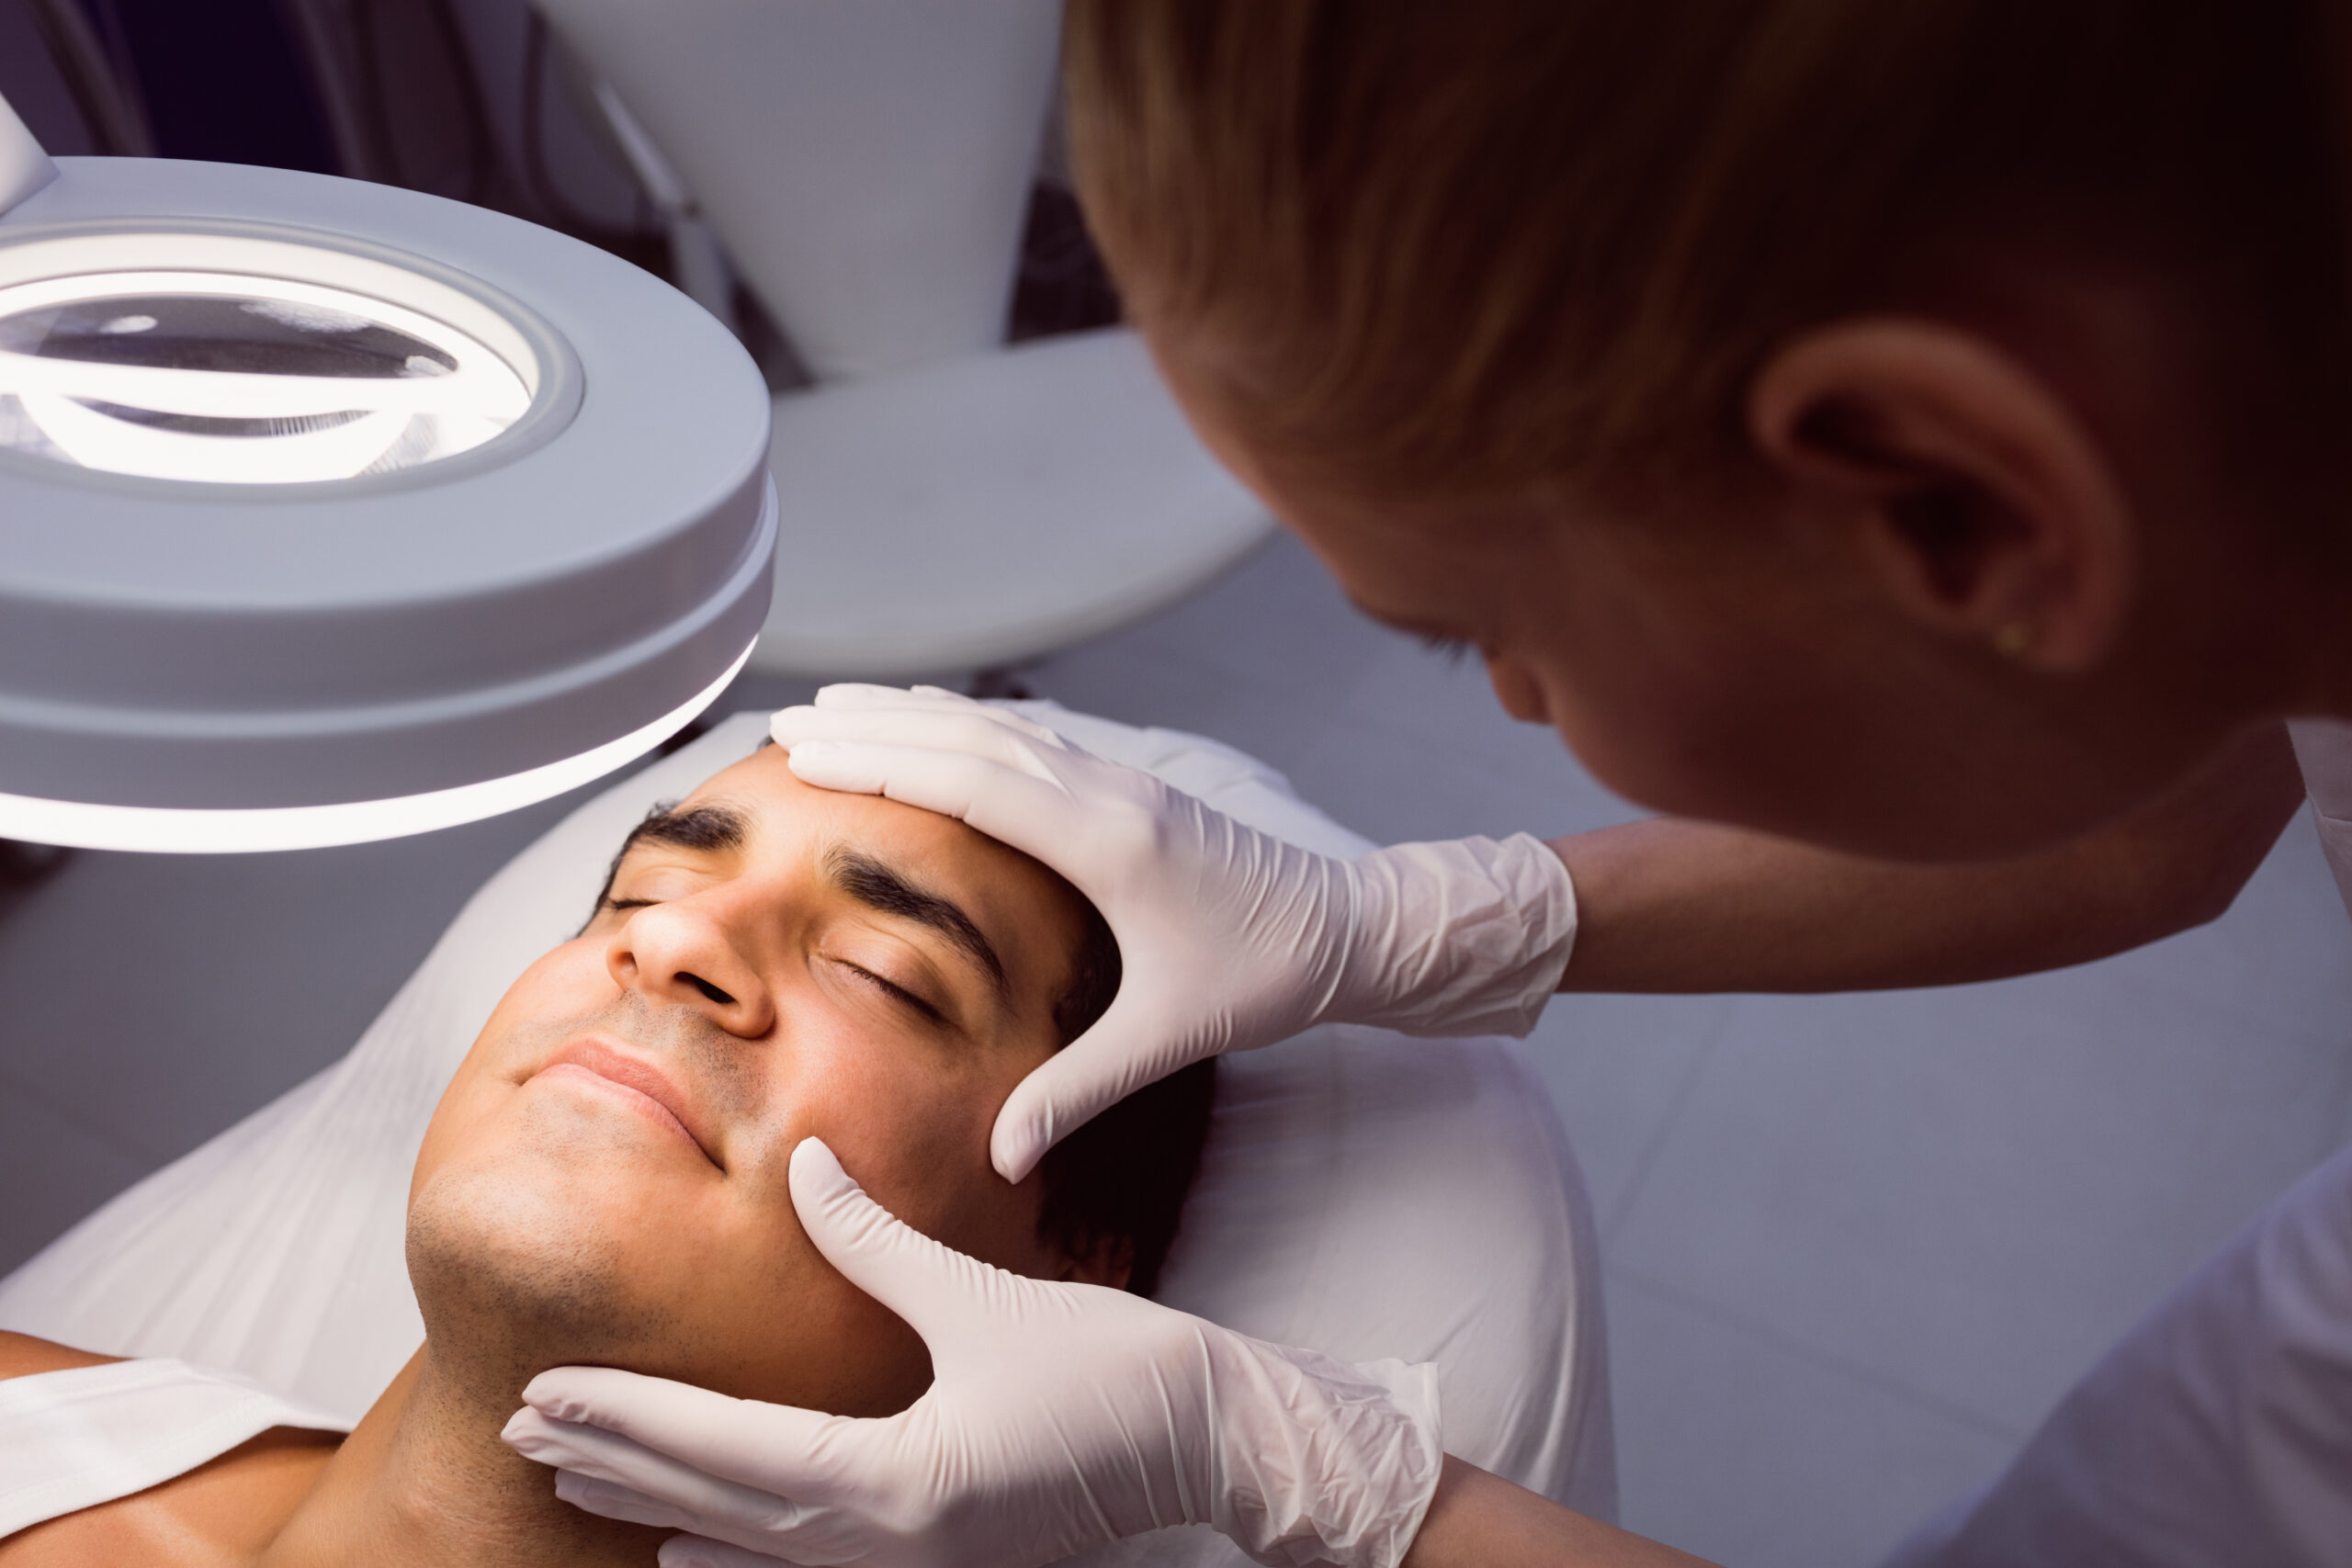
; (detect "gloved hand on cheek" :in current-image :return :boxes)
[503,1137,1447,1568]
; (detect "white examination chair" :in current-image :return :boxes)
[0,706,1614,1560]
[528,0,1277,680]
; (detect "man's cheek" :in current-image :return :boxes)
[410,1061,512,1203]
[793,1074,993,1228]
[488,939,616,1034]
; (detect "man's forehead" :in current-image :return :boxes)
[672,747,963,850]
[653,749,1066,958]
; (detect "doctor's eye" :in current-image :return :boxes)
[1416,631,1476,666]
[603,897,656,913]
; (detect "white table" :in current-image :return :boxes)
[749,325,1273,679]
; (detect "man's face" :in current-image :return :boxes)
[407,745,1103,1417]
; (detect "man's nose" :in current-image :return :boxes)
[606,897,776,1037]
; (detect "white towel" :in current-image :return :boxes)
[0,1358,348,1537]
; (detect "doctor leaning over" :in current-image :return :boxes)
[500,4,2352,1565]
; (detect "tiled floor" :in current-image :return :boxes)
[5,532,2348,1567]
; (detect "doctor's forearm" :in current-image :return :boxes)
[1547,721,2306,994]
[1402,1457,1721,1568]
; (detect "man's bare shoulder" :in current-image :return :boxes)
[0,1331,116,1380]
[0,1335,338,1568]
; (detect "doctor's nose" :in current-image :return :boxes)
[605,897,776,1038]
[1485,651,1553,727]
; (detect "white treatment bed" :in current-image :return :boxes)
[0,704,1614,1559]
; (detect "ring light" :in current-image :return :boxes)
[0,94,776,852]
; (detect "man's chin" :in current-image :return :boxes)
[403,1155,693,1386]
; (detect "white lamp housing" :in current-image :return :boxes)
[0,149,775,852]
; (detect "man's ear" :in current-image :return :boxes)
[1747,318,2135,672]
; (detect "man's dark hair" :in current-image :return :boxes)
[1037,904,1214,1299]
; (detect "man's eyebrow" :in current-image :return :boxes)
[584,802,749,928]
[625,802,749,857]
[825,845,1011,1005]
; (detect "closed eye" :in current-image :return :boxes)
[841,961,945,1023]
[576,892,656,939]
[600,897,943,1022]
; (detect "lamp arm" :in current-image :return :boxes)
[0,91,61,218]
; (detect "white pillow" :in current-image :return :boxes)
[0,705,1613,1545]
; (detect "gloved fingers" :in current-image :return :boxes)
[797,682,1070,749]
[513,1367,866,1497]
[551,1461,852,1567]
[808,681,965,712]
[989,1003,1206,1182]
[511,1404,803,1515]
[661,1533,827,1568]
[791,1136,1035,1344]
[782,741,1082,866]
[518,1410,876,1567]
[536,1427,864,1568]
[553,1467,703,1532]
[773,706,1067,786]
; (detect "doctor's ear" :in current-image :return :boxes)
[1746,319,2135,672]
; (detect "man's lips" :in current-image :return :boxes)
[538,1035,721,1169]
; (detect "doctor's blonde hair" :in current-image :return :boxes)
[1063,0,2352,506]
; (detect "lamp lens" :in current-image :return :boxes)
[0,271,534,483]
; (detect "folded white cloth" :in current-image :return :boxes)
[0,1358,347,1537]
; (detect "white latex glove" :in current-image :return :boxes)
[503,1137,1445,1568]
[770,684,1577,1180]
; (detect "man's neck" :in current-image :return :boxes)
[260,1348,665,1568]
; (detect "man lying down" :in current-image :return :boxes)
[0,740,1216,1567]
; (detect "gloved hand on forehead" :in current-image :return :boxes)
[505,1138,1446,1568]
[770,683,1579,1181]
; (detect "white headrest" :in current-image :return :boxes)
[0,705,1611,1541]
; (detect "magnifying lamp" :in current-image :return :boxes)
[0,93,776,853]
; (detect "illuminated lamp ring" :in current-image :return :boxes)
[0,641,756,853]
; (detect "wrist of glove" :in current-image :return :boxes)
[1202,1338,1446,1568]
[1330,834,1579,1040]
